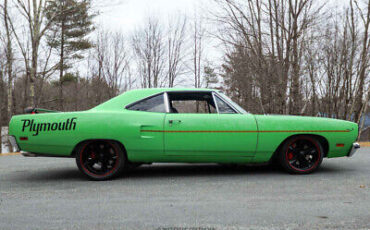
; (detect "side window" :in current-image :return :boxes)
[168,92,216,114]
[215,95,237,114]
[127,94,166,112]
[171,100,216,113]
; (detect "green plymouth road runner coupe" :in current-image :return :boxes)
[8,88,360,180]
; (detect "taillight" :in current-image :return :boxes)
[19,137,28,141]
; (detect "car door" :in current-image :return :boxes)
[164,91,257,157]
[125,93,166,157]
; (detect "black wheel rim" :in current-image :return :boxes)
[286,138,321,172]
[80,141,119,177]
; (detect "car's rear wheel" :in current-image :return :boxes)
[279,136,323,174]
[76,140,125,180]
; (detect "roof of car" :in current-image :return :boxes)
[91,88,217,111]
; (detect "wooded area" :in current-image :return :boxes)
[0,0,369,151]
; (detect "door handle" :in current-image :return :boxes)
[169,120,182,124]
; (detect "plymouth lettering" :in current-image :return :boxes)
[21,118,77,136]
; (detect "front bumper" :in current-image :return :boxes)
[8,136,20,152]
[348,142,360,157]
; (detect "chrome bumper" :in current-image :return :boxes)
[348,142,360,157]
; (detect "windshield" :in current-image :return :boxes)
[217,92,248,114]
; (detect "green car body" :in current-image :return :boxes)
[8,88,359,179]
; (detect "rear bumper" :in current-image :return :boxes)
[348,142,360,157]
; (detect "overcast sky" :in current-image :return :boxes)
[89,0,351,88]
[94,0,347,32]
[92,0,222,78]
[92,0,349,57]
[94,0,208,32]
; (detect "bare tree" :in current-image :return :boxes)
[167,15,187,87]
[105,31,129,96]
[36,32,58,106]
[351,0,370,123]
[94,29,106,104]
[287,0,323,114]
[192,10,204,88]
[313,0,369,129]
[10,0,57,107]
[97,30,130,97]
[0,49,4,153]
[214,0,326,115]
[2,0,14,121]
[213,0,284,112]
[132,17,166,88]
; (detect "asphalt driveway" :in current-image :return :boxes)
[0,149,369,230]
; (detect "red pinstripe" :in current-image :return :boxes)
[140,130,350,133]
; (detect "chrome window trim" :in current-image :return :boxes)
[212,92,220,114]
[164,92,170,113]
[124,90,242,114]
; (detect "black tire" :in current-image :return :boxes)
[279,136,324,174]
[76,140,126,180]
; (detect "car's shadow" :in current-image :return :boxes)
[15,162,354,182]
[126,162,354,179]
[14,168,85,182]
[128,163,282,178]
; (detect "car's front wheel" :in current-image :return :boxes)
[76,140,126,180]
[279,136,324,174]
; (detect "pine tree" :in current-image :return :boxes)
[45,0,95,110]
[203,64,218,88]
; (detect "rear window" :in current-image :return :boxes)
[126,94,166,113]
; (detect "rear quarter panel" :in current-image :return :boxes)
[9,112,82,155]
[8,110,164,159]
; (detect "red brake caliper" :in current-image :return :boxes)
[288,143,296,160]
